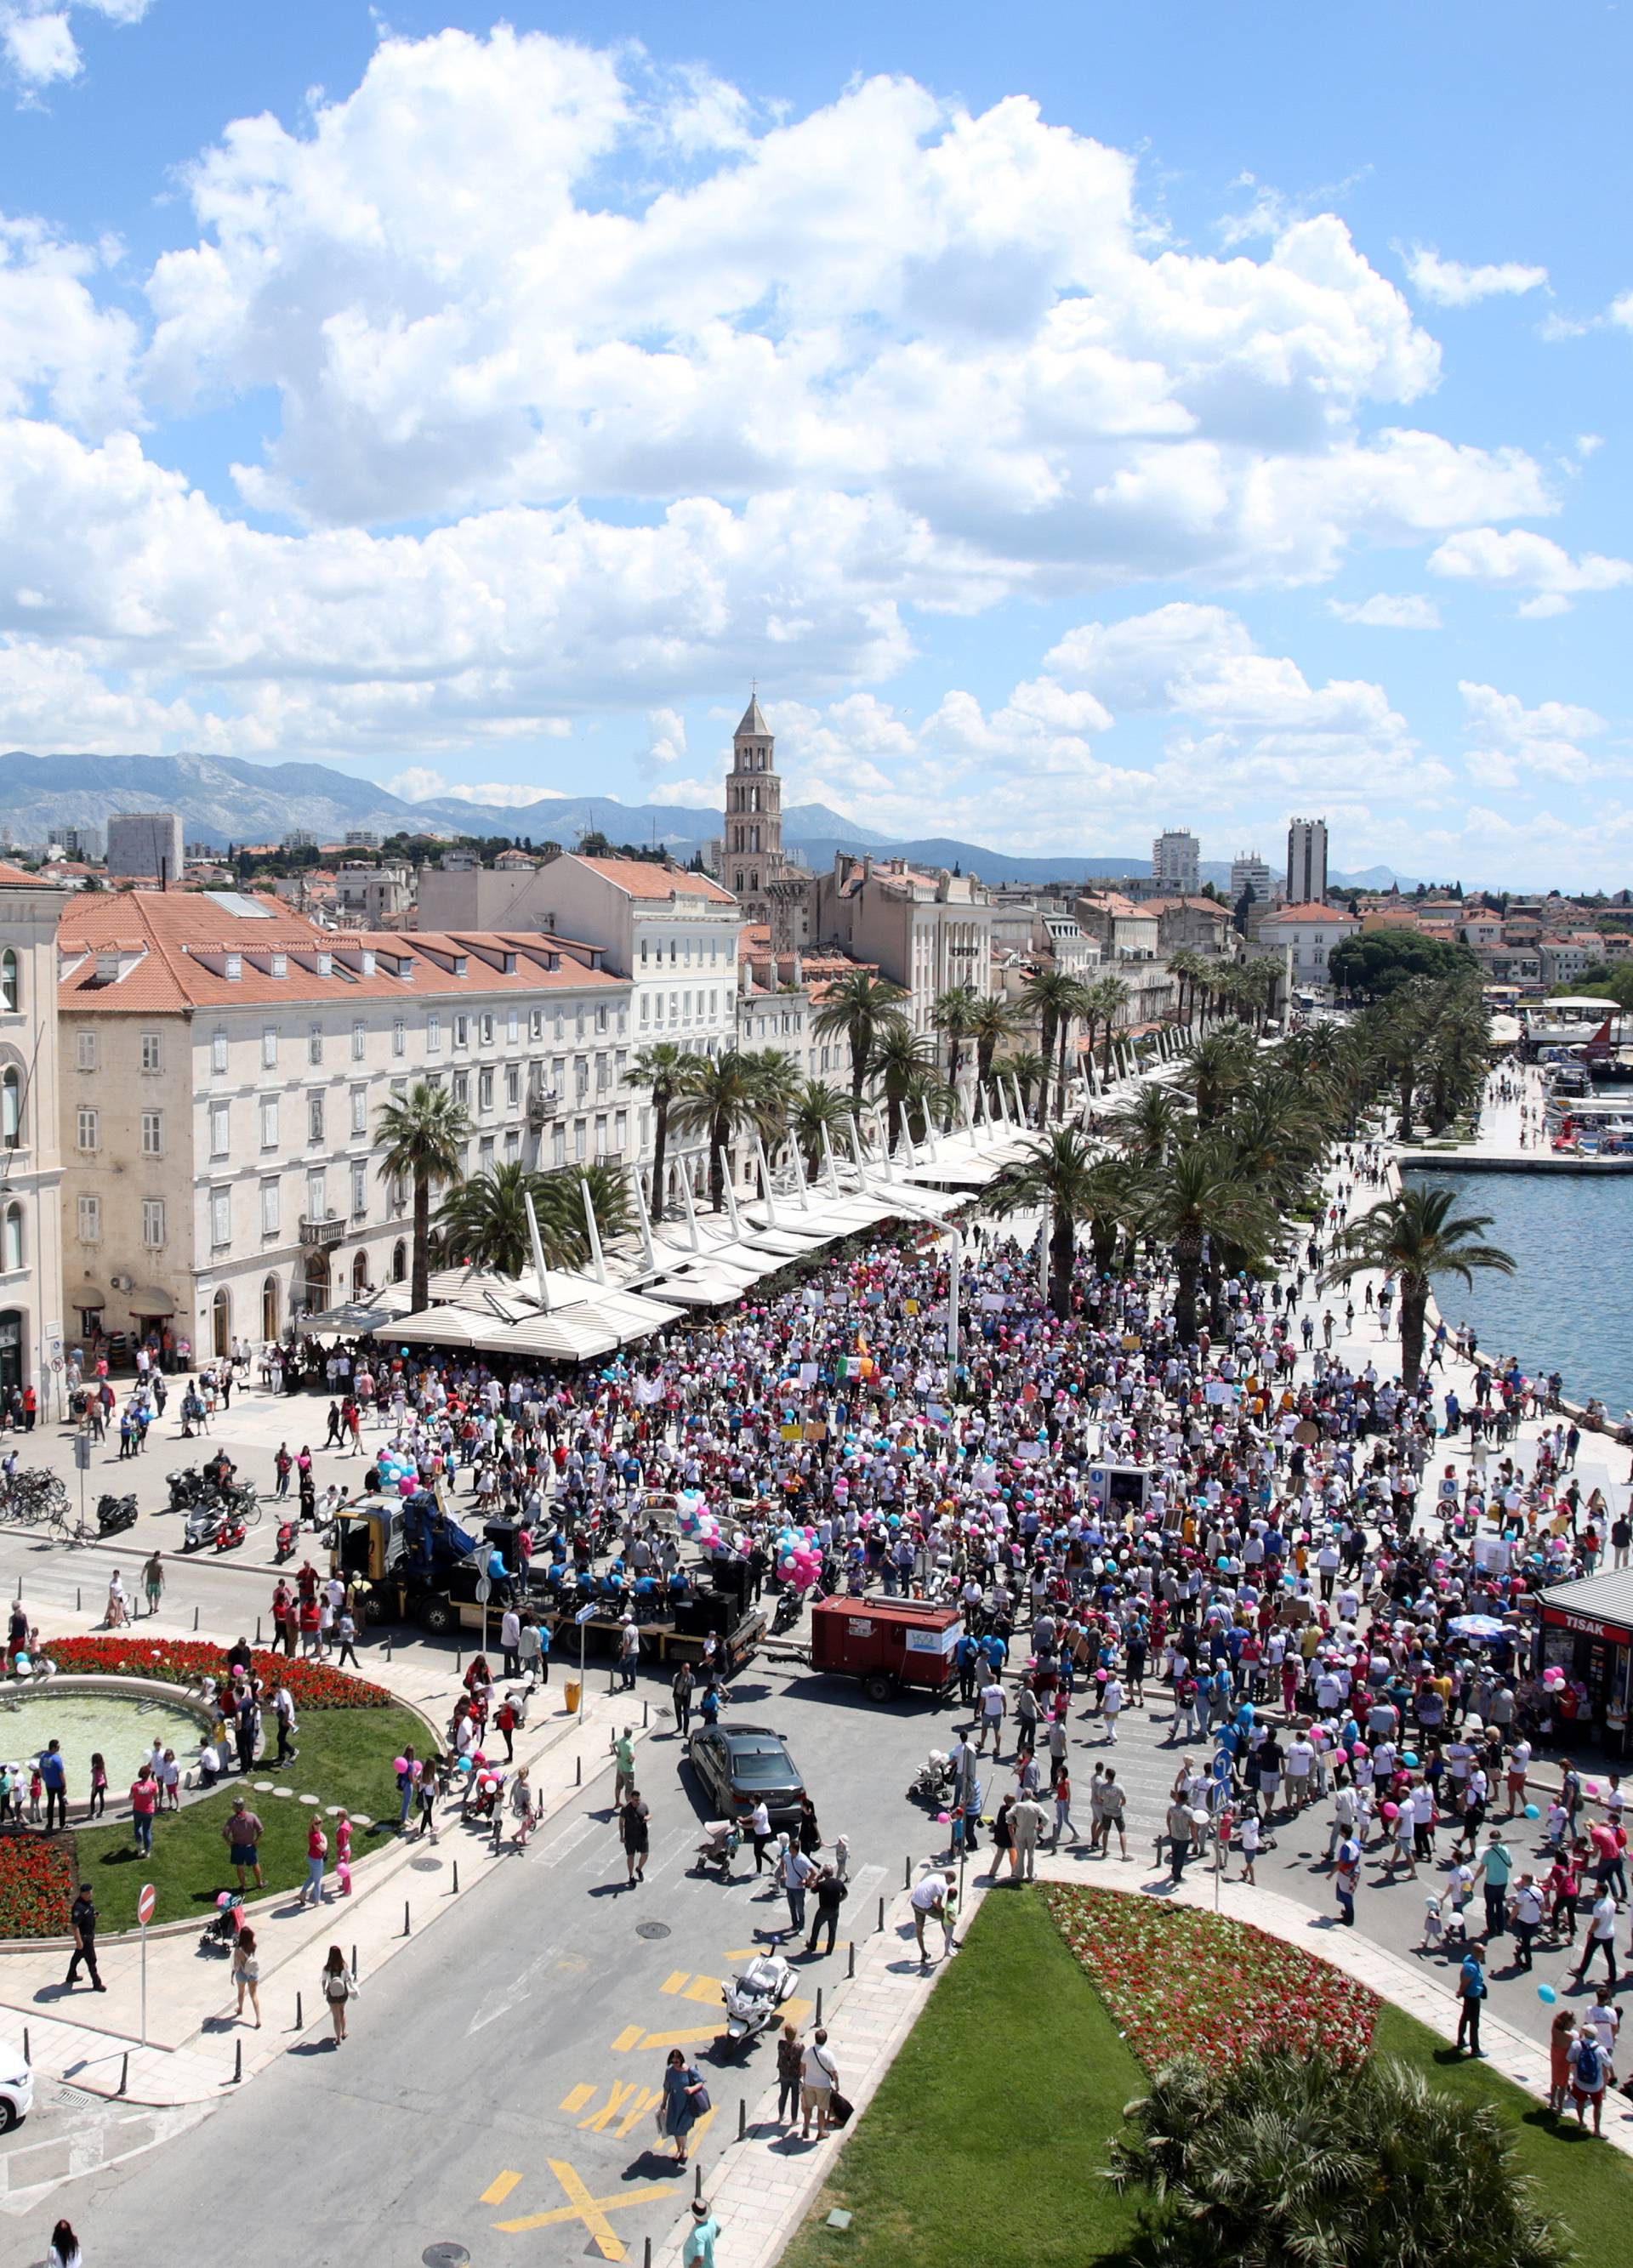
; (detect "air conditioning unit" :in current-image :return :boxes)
[110,1271,133,1293]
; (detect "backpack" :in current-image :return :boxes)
[1575,2038,1603,2090]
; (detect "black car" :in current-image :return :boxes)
[686,1723,806,1828]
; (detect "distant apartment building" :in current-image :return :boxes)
[105,810,185,883]
[808,854,995,1049]
[0,861,68,1406]
[1152,829,1200,895]
[1229,851,1275,909]
[1286,817,1329,906]
[1256,900,1357,995]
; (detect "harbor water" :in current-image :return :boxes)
[1404,1168,1633,1417]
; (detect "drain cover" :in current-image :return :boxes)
[409,1856,443,1873]
[635,1921,671,1940]
[423,2248,469,2268]
[49,2083,102,2113]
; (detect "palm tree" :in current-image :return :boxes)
[1326,1182,1514,1388]
[930,984,981,1089]
[1020,968,1085,1125]
[1109,2048,1566,2268]
[1178,1026,1255,1128]
[967,992,1021,1084]
[1106,1081,1186,1168]
[376,1081,471,1310]
[1089,974,1130,1076]
[788,1077,855,1175]
[868,1020,940,1151]
[533,1159,634,1264]
[669,1049,777,1212]
[628,1041,687,1219]
[1167,946,1203,1032]
[985,1127,1100,1316]
[435,1159,548,1276]
[993,1048,1051,1122]
[814,969,909,1103]
[1141,1136,1274,1342]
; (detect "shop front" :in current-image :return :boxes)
[1536,1575,1633,1759]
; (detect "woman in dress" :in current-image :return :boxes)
[661,2047,708,2167]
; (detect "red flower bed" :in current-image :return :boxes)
[1041,1884,1380,2074]
[42,1636,390,1710]
[0,1833,76,1936]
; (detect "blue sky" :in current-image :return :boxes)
[0,1,1628,883]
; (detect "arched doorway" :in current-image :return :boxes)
[351,1250,369,1296]
[261,1274,280,1342]
[303,1250,331,1312]
[390,1240,407,1284]
[211,1287,230,1358]
[0,1310,22,1396]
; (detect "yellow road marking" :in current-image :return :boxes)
[681,1974,724,2005]
[659,1968,691,1995]
[494,2159,673,2257]
[622,2021,723,2052]
[609,2023,644,2053]
[481,2171,522,2206]
[612,1992,813,2055]
[578,2079,644,2133]
[559,2083,596,2115]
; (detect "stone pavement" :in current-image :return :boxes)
[0,1591,650,2105]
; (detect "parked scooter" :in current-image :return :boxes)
[182,1501,226,1551]
[718,1953,799,2052]
[771,1588,804,1636]
[212,1511,248,1553]
[274,1520,298,1563]
[94,1492,139,1537]
[168,1467,208,1511]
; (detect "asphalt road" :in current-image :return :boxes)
[0,1658,949,2265]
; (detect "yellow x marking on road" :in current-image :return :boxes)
[493,2158,672,2259]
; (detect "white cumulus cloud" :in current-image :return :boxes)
[1,0,151,93]
[1328,594,1442,628]
[1459,679,1605,786]
[1403,247,1550,306]
[1429,526,1633,613]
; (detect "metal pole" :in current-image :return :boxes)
[452,1859,459,1894]
[904,1854,911,1889]
[193,1606,199,1630]
[492,1810,502,1854]
[296,1990,303,2030]
[877,1896,885,1934]
[232,2039,242,2083]
[385,1634,392,1663]
[403,1900,410,1936]
[846,1942,855,1980]
[737,2099,747,2140]
[576,1754,582,1786]
[693,2164,703,2203]
[255,1617,262,1646]
[816,1987,823,2026]
[76,1586,81,1613]
[352,1945,357,1976]
[139,1920,147,2049]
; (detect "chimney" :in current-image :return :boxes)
[792,949,804,986]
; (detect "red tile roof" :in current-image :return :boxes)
[1264,901,1357,924]
[0,860,57,890]
[572,855,736,904]
[57,891,627,1013]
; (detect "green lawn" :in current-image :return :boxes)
[781,1894,1633,2268]
[780,1890,1144,2268]
[1372,2004,1633,2262]
[72,1698,429,1929]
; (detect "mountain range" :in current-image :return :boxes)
[0,748,1412,890]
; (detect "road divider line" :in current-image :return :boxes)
[481,2170,522,2205]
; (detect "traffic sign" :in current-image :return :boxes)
[137,1882,156,1925]
[574,1603,599,1625]
[473,1575,492,1605]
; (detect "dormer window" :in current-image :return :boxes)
[224,954,242,981]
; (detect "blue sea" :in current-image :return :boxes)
[1404,1168,1633,1415]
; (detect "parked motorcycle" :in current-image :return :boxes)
[274,1520,298,1563]
[718,1953,799,2051]
[94,1492,138,1537]
[182,1501,226,1551]
[168,1467,207,1511]
[771,1588,804,1636]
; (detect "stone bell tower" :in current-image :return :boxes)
[725,690,781,924]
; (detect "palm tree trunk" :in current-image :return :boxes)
[1090,1215,1117,1274]
[886,1094,902,1152]
[1056,1024,1071,1121]
[1038,1013,1055,1127]
[708,1108,727,1212]
[411,1172,431,1310]
[1174,1231,1202,1343]
[947,1035,963,1088]
[1399,1282,1428,1390]
[1049,1208,1076,1319]
[850,1030,868,1106]
[650,1095,669,1222]
[977,1034,995,1083]
[1397,1069,1415,1140]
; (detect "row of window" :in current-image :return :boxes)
[640,989,722,1028]
[202,1002,623,1077]
[638,935,726,967]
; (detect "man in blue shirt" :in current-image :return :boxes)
[38,1739,67,1833]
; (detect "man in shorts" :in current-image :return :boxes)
[224,1795,265,1889]
[1095,1768,1129,1859]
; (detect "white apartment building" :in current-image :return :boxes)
[809,855,995,1054]
[57,891,634,1355]
[1152,830,1200,895]
[1286,818,1329,906]
[0,861,67,1407]
[1229,851,1276,909]
[1255,900,1357,998]
[419,850,743,1202]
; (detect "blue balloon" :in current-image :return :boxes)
[1538,1984,1557,2004]
[1402,1753,1420,1770]
[1524,1804,1541,1820]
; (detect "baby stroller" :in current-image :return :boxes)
[199,1890,243,1953]
[692,1819,742,1879]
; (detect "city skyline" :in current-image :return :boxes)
[0,4,1627,884]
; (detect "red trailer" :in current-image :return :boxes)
[807,1595,964,1703]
